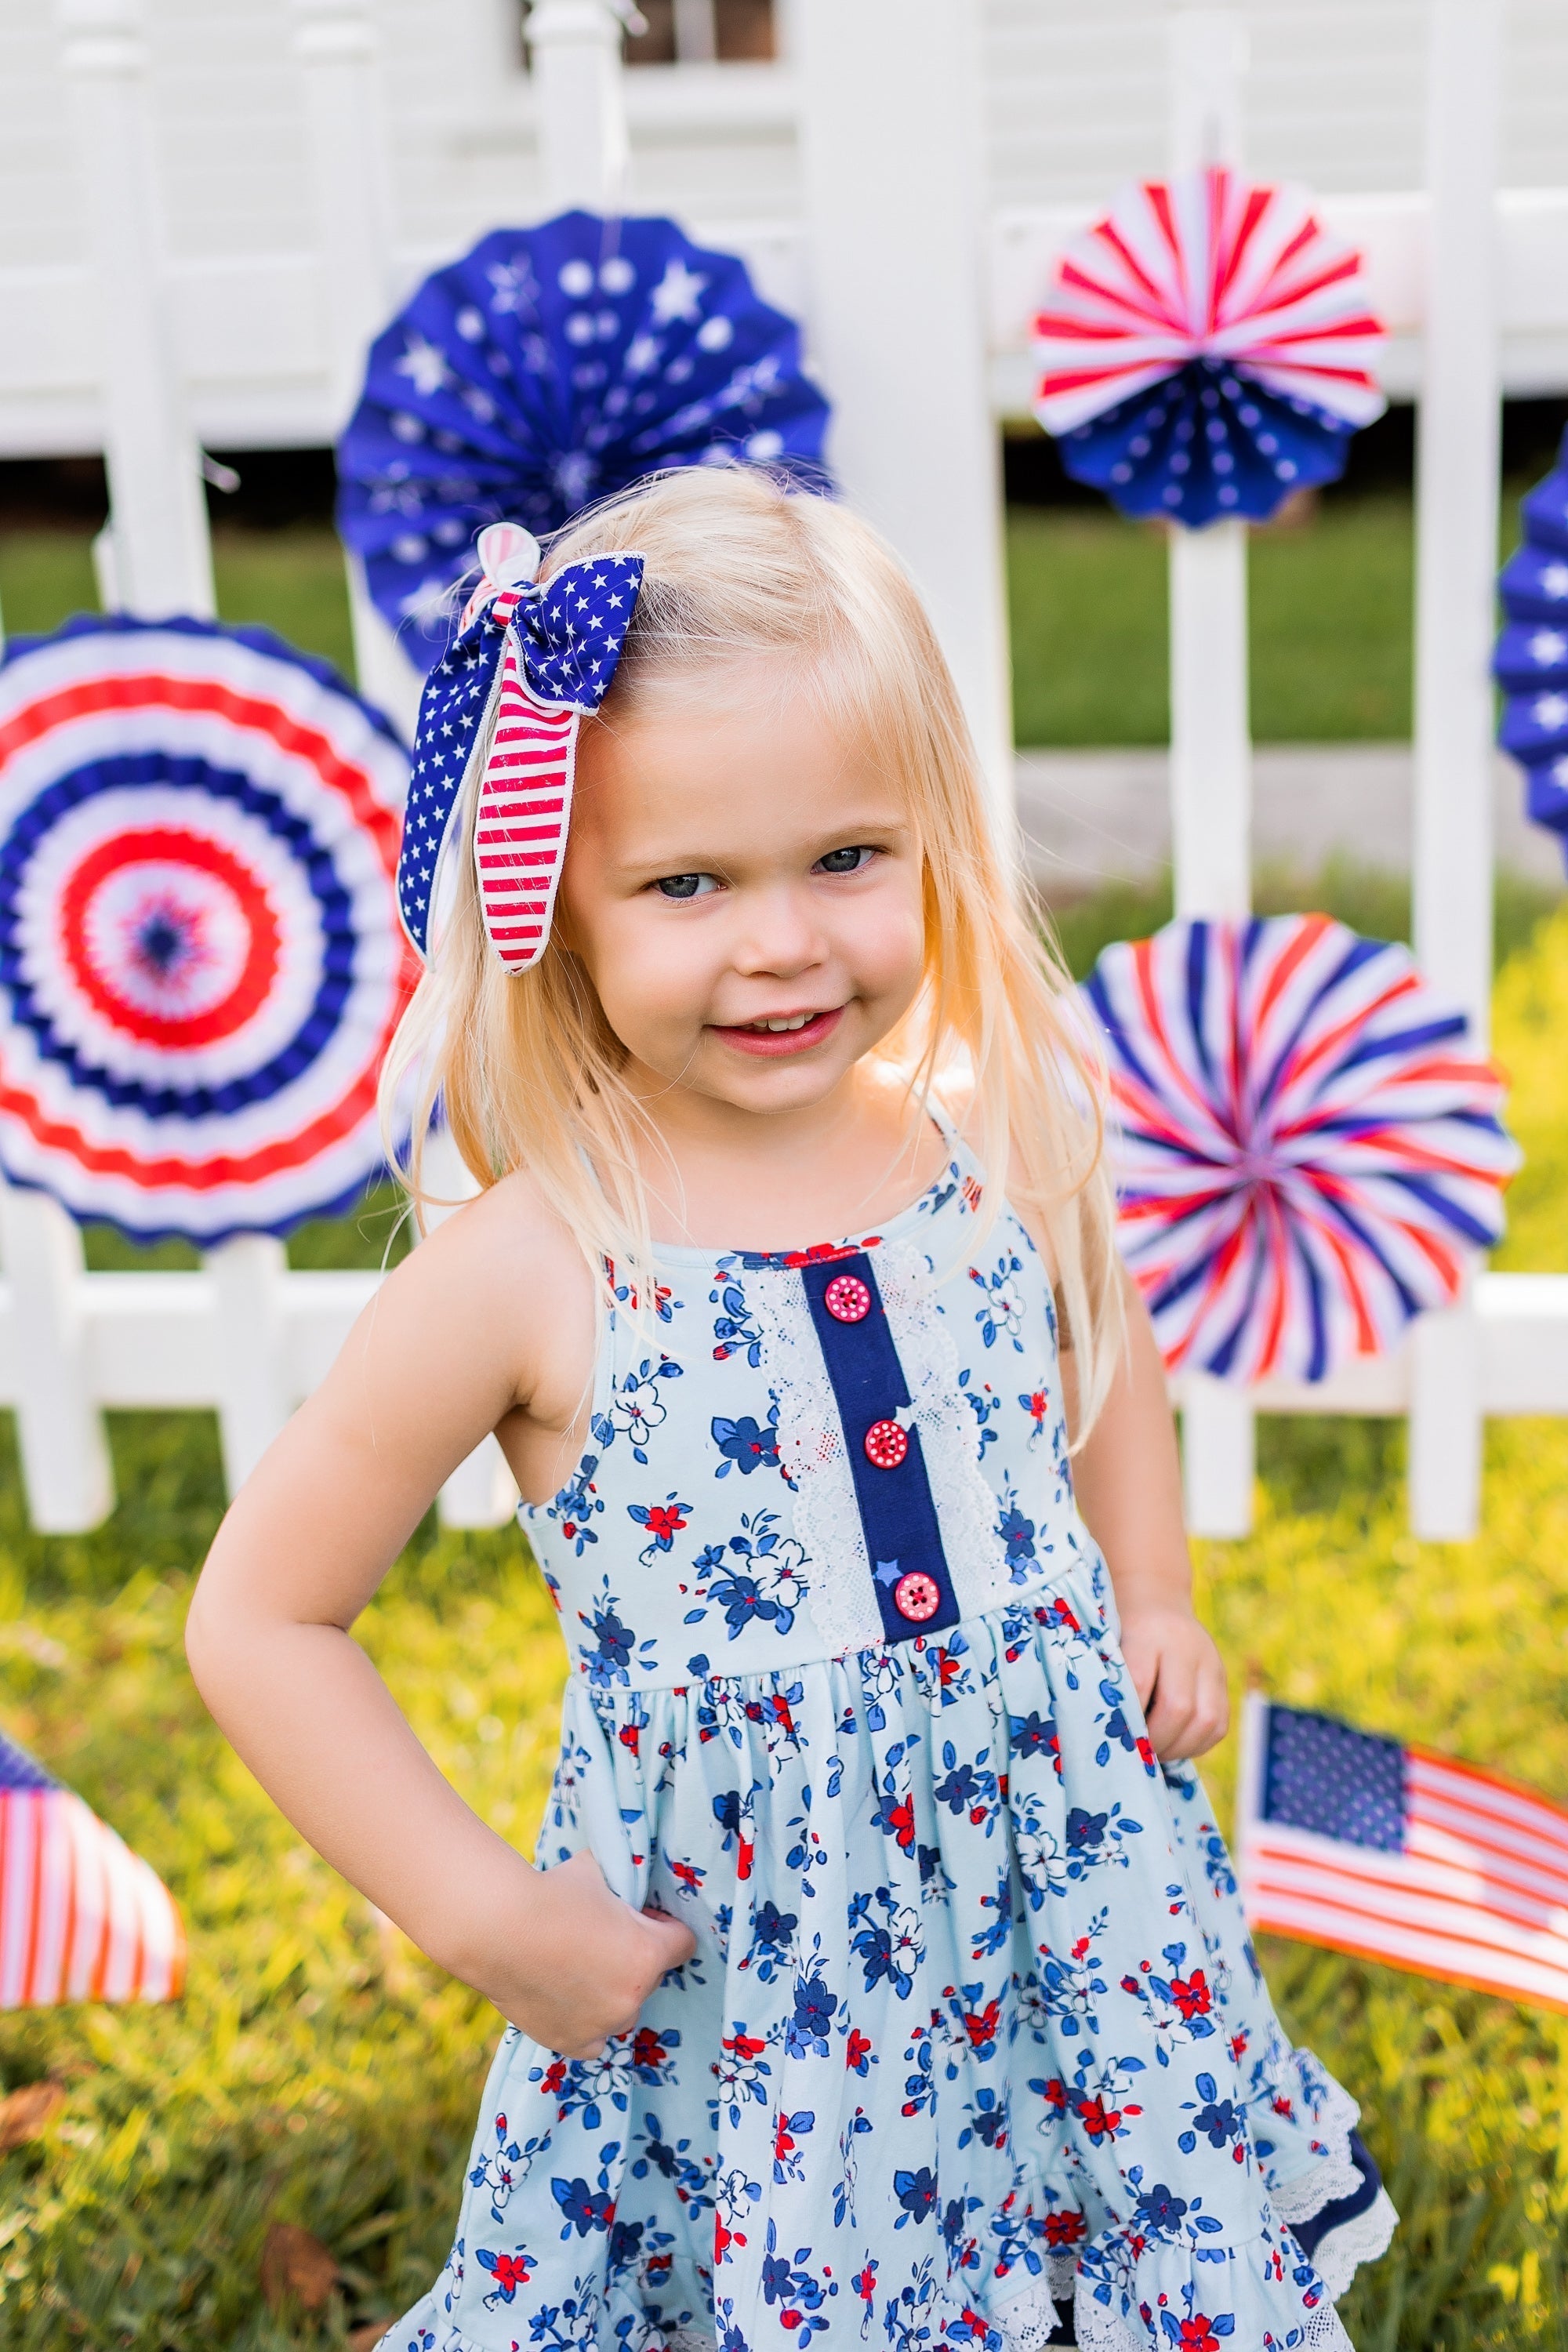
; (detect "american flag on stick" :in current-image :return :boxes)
[1238,1696,1568,2014]
[0,1730,183,2007]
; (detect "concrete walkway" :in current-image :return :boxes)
[1014,743,1566,899]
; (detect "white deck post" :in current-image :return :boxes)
[292,0,424,741]
[0,1189,113,1534]
[1407,0,1503,1543]
[525,0,632,214]
[56,0,215,621]
[60,0,293,1511]
[15,0,212,1534]
[1167,5,1256,1539]
[203,1236,296,1494]
[794,0,1014,821]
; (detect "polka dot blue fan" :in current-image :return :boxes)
[337,210,831,670]
[1495,426,1568,869]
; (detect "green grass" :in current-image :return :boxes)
[1005,479,1550,747]
[1006,495,1419,747]
[0,884,1560,2346]
[0,487,1525,754]
[0,529,356,684]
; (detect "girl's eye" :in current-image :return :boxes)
[653,873,720,900]
[815,845,877,876]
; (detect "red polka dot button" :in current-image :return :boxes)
[863,1417,909,1470]
[892,1570,942,1624]
[824,1272,872,1323]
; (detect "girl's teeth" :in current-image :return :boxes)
[745,1014,810,1032]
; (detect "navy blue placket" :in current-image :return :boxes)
[800,1253,960,1645]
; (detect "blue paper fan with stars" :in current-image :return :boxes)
[1495,426,1568,871]
[337,210,831,671]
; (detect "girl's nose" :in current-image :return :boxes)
[731,886,828,978]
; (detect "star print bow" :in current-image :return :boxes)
[397,522,644,971]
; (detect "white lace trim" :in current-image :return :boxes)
[1267,2077,1364,2226]
[992,2274,1069,2352]
[1073,2283,1355,2352]
[752,1247,1018,1658]
[877,1240,1017,1617]
[1307,2188,1399,2304]
[750,1268,882,1656]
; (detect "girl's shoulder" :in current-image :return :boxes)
[935,1079,1062,1287]
[381,1164,598,1405]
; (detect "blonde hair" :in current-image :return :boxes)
[381,466,1126,1433]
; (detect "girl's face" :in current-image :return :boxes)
[559,660,927,1120]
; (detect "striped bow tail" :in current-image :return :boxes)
[472,632,579,972]
[397,549,644,972]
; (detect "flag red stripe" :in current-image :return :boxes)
[1247,1896,1568,2013]
[1250,1853,1568,1966]
[1409,1753,1568,1860]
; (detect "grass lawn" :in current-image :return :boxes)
[0,489,1447,765]
[1005,494,1421,747]
[0,485,1523,751]
[0,876,1558,2347]
[0,529,357,685]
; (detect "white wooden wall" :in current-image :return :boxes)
[8,0,1568,458]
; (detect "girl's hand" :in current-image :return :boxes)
[492,1849,698,2060]
[1118,1607,1229,1762]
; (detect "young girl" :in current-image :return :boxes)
[187,469,1394,2352]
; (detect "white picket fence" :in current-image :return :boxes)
[4,0,1566,1542]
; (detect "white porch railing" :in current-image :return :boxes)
[0,0,1559,1543]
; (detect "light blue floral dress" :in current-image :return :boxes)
[387,1137,1394,2352]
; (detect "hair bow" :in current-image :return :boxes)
[397,521,645,971]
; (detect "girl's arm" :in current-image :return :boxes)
[183,1179,693,2056]
[1063,1273,1229,1761]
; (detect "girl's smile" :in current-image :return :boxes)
[709,1005,846,1056]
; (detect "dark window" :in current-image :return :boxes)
[622,0,775,65]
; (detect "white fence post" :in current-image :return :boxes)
[1407,0,1503,1544]
[56,0,215,621]
[0,1189,114,1534]
[59,0,296,1514]
[525,0,632,215]
[205,1236,295,1496]
[292,0,424,742]
[1167,4,1257,1539]
[794,0,1014,822]
[15,0,211,1534]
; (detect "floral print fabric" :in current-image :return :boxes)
[387,1152,1392,2352]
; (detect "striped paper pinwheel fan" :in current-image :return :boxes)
[1495,426,1568,869]
[0,615,412,1244]
[1081,915,1520,1384]
[338,210,830,671]
[1034,167,1385,528]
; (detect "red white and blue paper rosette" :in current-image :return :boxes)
[1034,167,1385,526]
[0,615,412,1243]
[1082,915,1519,1382]
[1495,426,1568,869]
[338,209,831,670]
